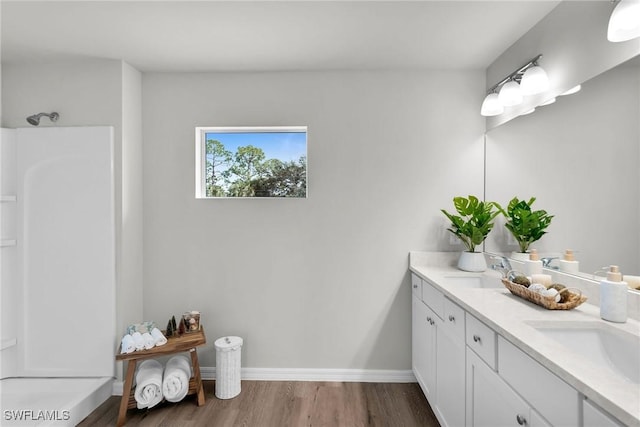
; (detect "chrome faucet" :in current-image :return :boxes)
[490,256,512,278]
[541,257,559,270]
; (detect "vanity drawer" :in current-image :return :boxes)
[442,297,465,341]
[498,336,579,427]
[421,279,444,319]
[466,313,497,369]
[411,274,422,300]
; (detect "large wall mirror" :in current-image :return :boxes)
[484,55,640,289]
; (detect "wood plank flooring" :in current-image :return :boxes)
[78,380,440,426]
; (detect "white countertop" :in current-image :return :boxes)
[409,251,640,427]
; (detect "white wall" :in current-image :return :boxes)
[1,59,143,380]
[142,70,485,370]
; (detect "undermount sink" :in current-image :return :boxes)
[443,272,504,289]
[527,321,640,385]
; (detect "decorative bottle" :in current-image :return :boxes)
[524,249,543,277]
[600,265,627,323]
[559,249,579,274]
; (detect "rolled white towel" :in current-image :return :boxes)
[142,332,155,350]
[134,359,164,409]
[151,327,167,346]
[120,334,135,354]
[132,332,144,351]
[162,355,192,403]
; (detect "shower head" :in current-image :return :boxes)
[26,112,59,126]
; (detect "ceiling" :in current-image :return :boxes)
[1,1,561,72]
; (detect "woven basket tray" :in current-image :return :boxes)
[501,278,587,310]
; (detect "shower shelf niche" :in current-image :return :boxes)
[0,195,17,202]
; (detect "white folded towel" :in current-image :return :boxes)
[120,334,136,354]
[162,355,192,402]
[134,359,164,409]
[151,327,167,346]
[132,332,144,351]
[142,332,155,350]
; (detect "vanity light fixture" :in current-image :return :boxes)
[480,92,504,116]
[608,0,640,42]
[480,54,548,116]
[498,79,524,106]
[540,97,556,106]
[560,84,581,96]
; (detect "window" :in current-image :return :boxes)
[195,126,307,198]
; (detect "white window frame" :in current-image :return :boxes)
[195,126,307,199]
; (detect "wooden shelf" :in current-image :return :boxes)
[115,328,207,427]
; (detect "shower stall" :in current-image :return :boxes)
[1,126,116,426]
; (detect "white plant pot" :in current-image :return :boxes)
[457,251,487,272]
[510,251,530,261]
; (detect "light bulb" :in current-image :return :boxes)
[608,0,640,42]
[498,80,523,107]
[480,93,504,116]
[520,65,549,95]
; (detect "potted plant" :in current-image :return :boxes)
[441,195,501,272]
[502,197,554,259]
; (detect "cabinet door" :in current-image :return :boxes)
[412,295,437,401]
[466,348,530,427]
[583,399,623,427]
[436,300,466,427]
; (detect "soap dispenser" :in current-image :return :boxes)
[524,249,543,277]
[600,265,627,323]
[559,249,579,274]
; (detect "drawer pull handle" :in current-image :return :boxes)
[448,315,455,322]
[413,284,418,288]
[473,335,481,343]
[516,414,527,425]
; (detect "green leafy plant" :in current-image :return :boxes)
[502,197,554,253]
[441,195,501,253]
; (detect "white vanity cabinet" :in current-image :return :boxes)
[436,298,466,427]
[583,399,624,427]
[498,337,578,426]
[412,292,438,400]
[411,274,466,427]
[467,347,552,427]
[410,260,635,427]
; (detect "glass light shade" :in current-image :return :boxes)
[608,0,640,42]
[540,97,556,106]
[520,65,549,95]
[480,93,504,116]
[521,108,535,115]
[561,85,581,96]
[498,80,523,107]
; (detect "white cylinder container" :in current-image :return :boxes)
[214,336,243,399]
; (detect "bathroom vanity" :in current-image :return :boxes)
[409,252,640,427]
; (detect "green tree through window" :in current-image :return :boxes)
[199,127,307,198]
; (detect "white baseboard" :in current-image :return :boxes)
[112,368,415,395]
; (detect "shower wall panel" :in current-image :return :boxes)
[15,126,115,377]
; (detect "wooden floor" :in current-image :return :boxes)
[78,380,440,427]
